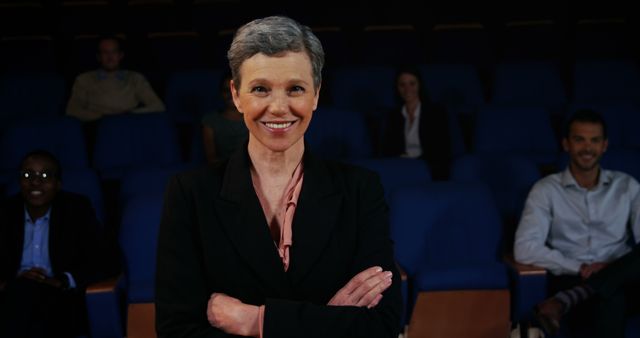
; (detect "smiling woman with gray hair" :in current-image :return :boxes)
[155,16,402,337]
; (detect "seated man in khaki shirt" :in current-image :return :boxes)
[66,36,165,121]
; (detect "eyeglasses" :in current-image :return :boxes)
[20,170,58,182]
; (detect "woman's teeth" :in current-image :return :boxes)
[265,122,293,129]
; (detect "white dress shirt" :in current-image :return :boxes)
[402,102,422,158]
[514,167,640,275]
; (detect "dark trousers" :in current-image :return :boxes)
[0,277,85,338]
[547,274,596,338]
[587,247,640,338]
[548,247,640,338]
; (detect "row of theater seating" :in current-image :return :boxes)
[3,113,640,336]
[2,60,640,161]
[2,59,639,120]
[80,158,640,337]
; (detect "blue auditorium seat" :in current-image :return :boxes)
[348,158,431,199]
[85,193,165,338]
[0,72,67,126]
[305,107,373,159]
[451,154,540,225]
[491,62,567,110]
[573,60,640,104]
[92,113,182,180]
[119,164,192,206]
[419,64,485,117]
[390,182,509,327]
[119,193,164,304]
[164,69,225,124]
[0,117,88,185]
[474,105,559,165]
[328,66,396,118]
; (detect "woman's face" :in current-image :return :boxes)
[231,51,320,153]
[396,73,420,104]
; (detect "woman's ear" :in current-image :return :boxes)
[230,79,242,113]
[313,83,321,111]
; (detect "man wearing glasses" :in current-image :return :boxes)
[0,150,101,337]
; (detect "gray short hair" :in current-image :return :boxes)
[227,16,324,91]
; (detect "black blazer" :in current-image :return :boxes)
[155,147,402,337]
[382,103,453,179]
[0,191,101,289]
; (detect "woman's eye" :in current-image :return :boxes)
[289,86,305,93]
[251,86,268,93]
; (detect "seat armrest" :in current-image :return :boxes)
[504,255,548,323]
[86,274,123,294]
[86,274,125,338]
[396,261,408,282]
[504,254,547,276]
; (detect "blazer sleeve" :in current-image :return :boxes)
[262,170,403,338]
[155,176,231,338]
[64,195,103,289]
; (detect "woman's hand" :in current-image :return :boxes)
[328,266,393,308]
[207,293,260,337]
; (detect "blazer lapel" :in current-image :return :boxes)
[11,199,26,273]
[287,152,343,286]
[214,149,291,296]
[48,198,62,273]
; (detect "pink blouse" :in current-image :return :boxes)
[251,162,304,338]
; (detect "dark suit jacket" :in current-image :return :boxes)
[155,147,402,337]
[0,191,101,289]
[382,103,453,180]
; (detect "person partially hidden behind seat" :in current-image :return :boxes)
[66,35,166,122]
[201,73,248,164]
[382,67,458,180]
[514,109,640,338]
[0,150,102,338]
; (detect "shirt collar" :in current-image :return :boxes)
[561,166,613,189]
[401,102,422,120]
[23,206,52,224]
[97,69,126,81]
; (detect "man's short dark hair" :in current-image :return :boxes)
[97,35,124,53]
[19,150,62,181]
[564,109,608,140]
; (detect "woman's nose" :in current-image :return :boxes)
[268,93,288,116]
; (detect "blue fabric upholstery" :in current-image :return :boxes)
[164,69,224,124]
[390,182,508,324]
[474,105,559,165]
[348,158,431,199]
[119,193,164,303]
[573,60,640,104]
[305,107,373,159]
[328,66,396,117]
[419,63,485,117]
[0,73,66,125]
[92,113,181,180]
[491,61,567,108]
[0,117,88,185]
[451,154,540,222]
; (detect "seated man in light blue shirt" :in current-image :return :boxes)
[0,150,102,338]
[514,109,640,337]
